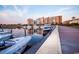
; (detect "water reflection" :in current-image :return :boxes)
[0,28,27,38]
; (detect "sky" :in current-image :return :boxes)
[0,5,79,24]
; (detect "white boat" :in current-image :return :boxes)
[0,31,11,35]
[43,24,52,31]
[0,34,12,41]
[0,36,32,54]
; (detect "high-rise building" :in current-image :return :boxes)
[51,17,56,24]
[43,17,47,24]
[27,18,34,25]
[35,18,40,24]
[39,17,44,24]
[47,17,51,24]
[55,16,62,25]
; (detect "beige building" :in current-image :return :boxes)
[36,18,40,24]
[46,17,52,24]
[36,17,44,25]
[69,18,79,24]
[27,18,34,25]
[26,16,62,25]
[55,16,62,25]
[43,17,48,24]
[49,17,56,24]
[63,17,79,24]
[39,17,44,24]
[44,17,55,24]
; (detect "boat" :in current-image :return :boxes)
[0,36,32,54]
[43,24,52,31]
[0,34,12,41]
[0,40,15,50]
[0,31,11,35]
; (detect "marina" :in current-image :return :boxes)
[0,5,79,54]
[0,24,54,54]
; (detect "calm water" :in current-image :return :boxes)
[0,28,28,38]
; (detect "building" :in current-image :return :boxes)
[55,16,62,25]
[46,17,52,24]
[43,17,48,24]
[27,18,34,25]
[48,17,56,24]
[69,18,79,24]
[72,16,76,20]
[43,17,55,24]
[36,16,62,25]
[63,21,70,24]
[35,18,40,25]
[51,17,56,24]
[36,17,45,25]
[32,16,62,25]
[39,17,44,24]
[63,17,79,25]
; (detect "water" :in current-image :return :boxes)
[0,28,28,38]
[0,28,44,53]
[28,33,43,46]
[0,28,44,44]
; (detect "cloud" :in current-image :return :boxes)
[53,6,73,16]
[0,5,79,23]
[51,6,76,21]
[0,5,30,24]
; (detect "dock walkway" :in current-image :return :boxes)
[36,26,62,54]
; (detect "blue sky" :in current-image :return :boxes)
[0,5,79,24]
